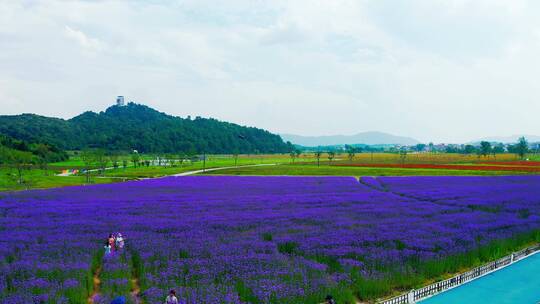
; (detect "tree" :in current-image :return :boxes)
[289,150,297,163]
[289,149,301,164]
[11,150,33,184]
[233,150,239,167]
[131,153,140,168]
[346,146,356,163]
[0,146,10,165]
[178,154,186,167]
[464,145,476,154]
[315,151,322,167]
[34,143,50,176]
[165,153,175,167]
[445,145,459,153]
[80,149,95,183]
[480,141,492,158]
[415,143,426,152]
[94,149,107,176]
[516,137,529,159]
[327,151,335,164]
[492,144,505,158]
[399,148,408,164]
[109,152,120,170]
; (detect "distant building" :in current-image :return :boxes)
[116,96,125,106]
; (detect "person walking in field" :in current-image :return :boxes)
[165,289,178,304]
[108,233,116,252]
[104,241,112,255]
[116,233,125,249]
[325,295,336,304]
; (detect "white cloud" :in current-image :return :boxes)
[64,25,106,52]
[1,0,540,143]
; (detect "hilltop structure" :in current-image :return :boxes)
[116,96,125,106]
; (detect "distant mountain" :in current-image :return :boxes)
[473,135,540,144]
[0,103,293,154]
[281,132,420,146]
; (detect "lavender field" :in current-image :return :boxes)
[1,176,540,303]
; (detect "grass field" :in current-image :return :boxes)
[49,152,540,168]
[0,168,119,192]
[100,155,287,178]
[205,164,525,176]
[1,152,538,192]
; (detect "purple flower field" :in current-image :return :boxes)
[1,175,540,303]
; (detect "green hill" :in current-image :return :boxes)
[0,103,293,154]
[0,134,68,165]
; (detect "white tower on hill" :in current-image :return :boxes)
[116,96,125,106]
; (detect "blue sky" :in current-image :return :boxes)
[1,0,539,143]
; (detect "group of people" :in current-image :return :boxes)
[108,290,177,304]
[104,233,125,254]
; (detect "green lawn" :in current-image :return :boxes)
[0,168,119,192]
[529,154,540,161]
[203,164,527,176]
[100,157,288,178]
[101,165,201,178]
[50,154,291,169]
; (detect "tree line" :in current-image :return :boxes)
[288,137,534,165]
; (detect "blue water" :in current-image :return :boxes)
[421,253,540,304]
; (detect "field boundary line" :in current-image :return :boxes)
[378,243,540,304]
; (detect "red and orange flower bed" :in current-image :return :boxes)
[333,162,540,172]
[478,161,540,167]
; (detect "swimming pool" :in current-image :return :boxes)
[421,253,540,304]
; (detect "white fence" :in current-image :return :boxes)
[378,244,540,304]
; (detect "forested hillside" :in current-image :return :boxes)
[0,103,293,153]
[0,134,68,165]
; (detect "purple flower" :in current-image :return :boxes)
[1,175,539,302]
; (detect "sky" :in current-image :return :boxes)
[1,0,539,143]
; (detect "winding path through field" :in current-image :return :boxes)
[57,163,277,178]
[131,277,142,304]
[88,265,101,304]
[171,163,277,176]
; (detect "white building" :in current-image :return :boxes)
[116,96,125,106]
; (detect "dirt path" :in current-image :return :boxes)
[172,163,277,176]
[58,163,277,179]
[88,266,102,304]
[131,277,142,304]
